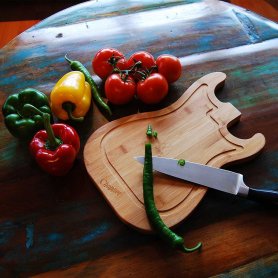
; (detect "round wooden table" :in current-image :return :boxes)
[0,1,277,277]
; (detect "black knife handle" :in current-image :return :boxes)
[248,188,278,204]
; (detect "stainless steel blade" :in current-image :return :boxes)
[135,156,249,196]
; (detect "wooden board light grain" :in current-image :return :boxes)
[84,72,265,232]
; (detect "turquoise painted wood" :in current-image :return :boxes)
[0,0,278,276]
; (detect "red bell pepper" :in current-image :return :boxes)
[26,104,80,176]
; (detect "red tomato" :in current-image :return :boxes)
[127,51,156,71]
[115,57,129,71]
[92,48,125,79]
[156,54,182,83]
[104,74,136,105]
[137,73,168,104]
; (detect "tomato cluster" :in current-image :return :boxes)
[92,48,182,105]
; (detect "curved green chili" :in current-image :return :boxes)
[65,55,112,116]
[143,143,202,252]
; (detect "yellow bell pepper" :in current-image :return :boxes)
[50,71,91,121]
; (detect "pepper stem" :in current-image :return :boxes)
[64,54,73,65]
[62,102,84,122]
[23,104,62,150]
[42,113,62,150]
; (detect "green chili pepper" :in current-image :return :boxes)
[143,143,202,253]
[178,159,186,166]
[65,55,112,116]
[2,88,52,139]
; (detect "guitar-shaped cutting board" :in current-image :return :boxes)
[84,72,265,232]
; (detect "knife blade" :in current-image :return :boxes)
[135,156,278,204]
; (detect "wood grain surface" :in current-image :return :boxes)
[0,0,278,277]
[84,72,265,231]
[0,0,277,49]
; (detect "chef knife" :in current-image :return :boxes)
[135,156,278,204]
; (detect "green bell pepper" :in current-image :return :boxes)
[2,88,52,139]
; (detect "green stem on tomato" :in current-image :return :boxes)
[108,55,124,68]
[137,70,147,77]
[129,60,142,71]
[113,61,145,78]
[148,65,158,74]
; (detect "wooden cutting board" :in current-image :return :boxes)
[84,72,265,232]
